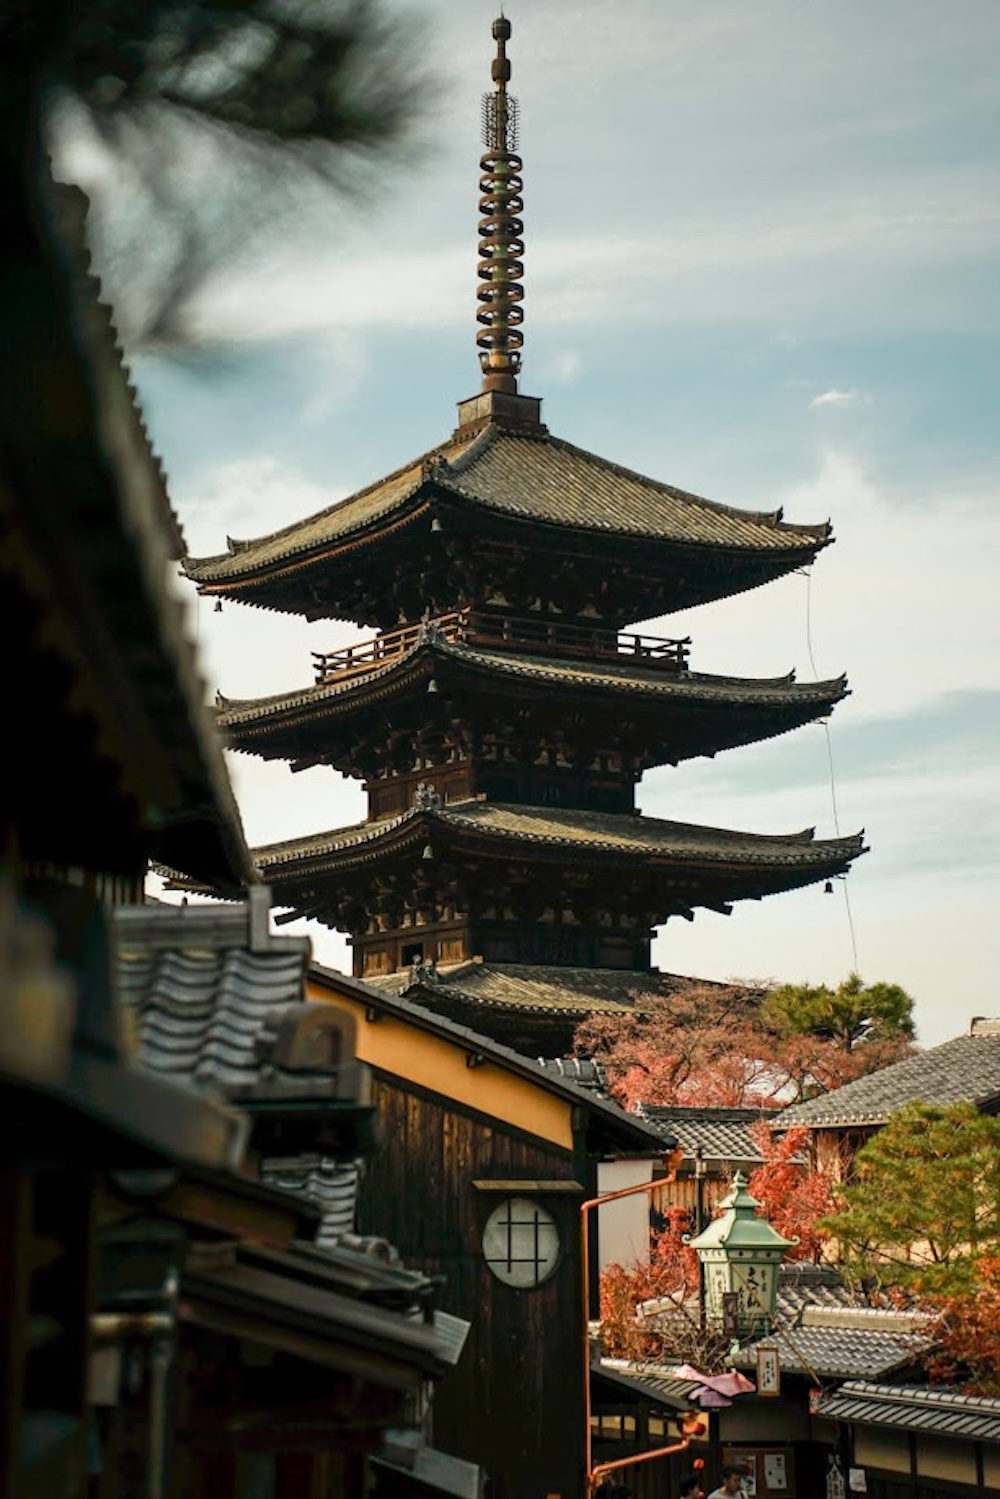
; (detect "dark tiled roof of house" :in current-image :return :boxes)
[185,425,829,585]
[637,1106,779,1164]
[737,1312,933,1380]
[115,895,311,1097]
[815,1381,1000,1444]
[536,1057,611,1092]
[778,1023,1000,1128]
[776,1263,864,1320]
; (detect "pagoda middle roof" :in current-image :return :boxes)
[184,423,830,588]
[216,635,848,731]
[251,799,864,876]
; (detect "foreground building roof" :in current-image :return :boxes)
[778,1018,1000,1128]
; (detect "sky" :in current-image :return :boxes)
[92,1,999,1047]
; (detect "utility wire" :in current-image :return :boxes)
[803,568,860,974]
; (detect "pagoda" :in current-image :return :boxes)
[184,18,864,1054]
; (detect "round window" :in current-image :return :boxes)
[482,1197,560,1289]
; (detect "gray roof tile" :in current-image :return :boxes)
[260,1156,360,1249]
[815,1381,1000,1444]
[778,1027,1000,1128]
[637,1106,777,1164]
[737,1320,932,1380]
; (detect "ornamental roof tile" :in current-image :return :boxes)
[215,634,847,729]
[814,1380,1000,1444]
[777,1023,1000,1128]
[184,426,828,584]
[252,800,863,872]
[259,1157,360,1250]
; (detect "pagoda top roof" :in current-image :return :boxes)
[216,634,848,728]
[250,798,864,875]
[183,422,831,590]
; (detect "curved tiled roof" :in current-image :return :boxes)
[363,961,687,1016]
[251,799,864,873]
[215,634,847,730]
[184,425,829,585]
[778,1026,1000,1127]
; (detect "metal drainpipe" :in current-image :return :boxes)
[580,1153,694,1496]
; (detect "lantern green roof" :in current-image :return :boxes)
[686,1170,798,1253]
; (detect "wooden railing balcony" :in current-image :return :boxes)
[313,611,691,685]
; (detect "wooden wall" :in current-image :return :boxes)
[358,1073,587,1499]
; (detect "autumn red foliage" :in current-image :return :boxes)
[747,1124,836,1262]
[599,1132,838,1365]
[574,982,912,1110]
[922,1254,1000,1395]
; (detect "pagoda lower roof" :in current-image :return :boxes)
[183,423,830,615]
[251,799,865,883]
[362,961,725,1019]
[217,634,847,733]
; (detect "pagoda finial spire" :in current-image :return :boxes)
[477,15,524,394]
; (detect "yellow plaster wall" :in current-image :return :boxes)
[915,1436,978,1485]
[307,977,574,1153]
[854,1429,910,1475]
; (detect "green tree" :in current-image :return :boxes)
[761,972,915,1052]
[821,1102,1000,1296]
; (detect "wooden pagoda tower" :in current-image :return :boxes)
[184,18,864,1053]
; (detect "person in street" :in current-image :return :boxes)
[706,1465,748,1498]
[678,1475,705,1498]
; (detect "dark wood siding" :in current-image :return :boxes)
[359,1075,586,1499]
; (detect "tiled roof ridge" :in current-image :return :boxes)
[214,633,849,726]
[777,1028,1000,1127]
[837,1379,1000,1412]
[447,426,832,542]
[640,1104,779,1122]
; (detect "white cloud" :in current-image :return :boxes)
[810,388,872,409]
[641,447,1000,722]
[546,350,583,384]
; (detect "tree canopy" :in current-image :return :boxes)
[821,1101,1000,1296]
[761,972,915,1052]
[574,976,914,1110]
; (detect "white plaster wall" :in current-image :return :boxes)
[596,1158,655,1272]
